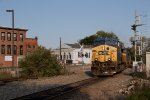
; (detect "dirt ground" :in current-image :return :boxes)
[54,68,134,100]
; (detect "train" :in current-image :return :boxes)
[91,37,132,76]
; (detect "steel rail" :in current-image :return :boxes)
[12,77,102,100]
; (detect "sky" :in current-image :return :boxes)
[0,0,150,49]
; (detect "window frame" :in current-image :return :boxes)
[20,34,23,42]
[20,45,23,55]
[1,45,5,54]
[1,32,5,41]
[7,32,11,41]
[13,33,17,41]
[7,45,11,54]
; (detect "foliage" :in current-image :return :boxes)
[127,86,150,100]
[79,30,119,45]
[79,34,96,45]
[126,47,146,63]
[147,48,150,52]
[0,72,12,79]
[126,47,135,61]
[96,31,118,39]
[19,46,62,77]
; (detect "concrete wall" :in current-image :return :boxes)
[146,52,150,78]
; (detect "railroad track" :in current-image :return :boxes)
[12,77,104,100]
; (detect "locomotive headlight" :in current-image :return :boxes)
[95,58,98,61]
[108,58,111,61]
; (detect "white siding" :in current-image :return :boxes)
[53,43,92,64]
[72,48,91,64]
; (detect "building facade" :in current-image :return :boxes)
[53,43,92,65]
[0,26,38,67]
[26,37,38,55]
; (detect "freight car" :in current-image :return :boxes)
[91,38,130,76]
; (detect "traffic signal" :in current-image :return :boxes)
[131,41,135,45]
[131,24,136,31]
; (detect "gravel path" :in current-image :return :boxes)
[0,65,91,100]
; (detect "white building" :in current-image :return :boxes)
[53,43,92,65]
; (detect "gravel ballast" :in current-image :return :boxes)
[0,66,133,100]
[0,66,91,100]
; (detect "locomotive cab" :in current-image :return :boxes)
[91,38,126,76]
[91,45,118,75]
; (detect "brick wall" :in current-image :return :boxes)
[0,27,27,67]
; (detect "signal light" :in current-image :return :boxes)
[131,24,136,31]
[131,41,135,45]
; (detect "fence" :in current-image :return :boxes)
[0,67,22,77]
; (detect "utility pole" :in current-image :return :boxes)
[140,32,143,62]
[60,37,61,60]
[6,10,14,68]
[131,11,143,62]
[131,11,145,74]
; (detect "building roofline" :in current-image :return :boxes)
[26,36,38,40]
[0,26,28,31]
[26,38,36,39]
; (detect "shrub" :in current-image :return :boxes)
[127,86,150,100]
[19,46,62,77]
[0,72,12,79]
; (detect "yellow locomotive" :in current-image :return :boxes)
[91,38,129,76]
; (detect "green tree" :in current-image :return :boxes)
[96,31,118,39]
[126,47,135,61]
[79,30,118,45]
[19,46,62,77]
[79,34,96,45]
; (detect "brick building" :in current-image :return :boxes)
[0,26,38,67]
[26,37,38,55]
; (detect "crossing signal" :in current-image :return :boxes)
[85,53,88,58]
[82,54,84,57]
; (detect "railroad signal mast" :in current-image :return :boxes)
[131,11,144,62]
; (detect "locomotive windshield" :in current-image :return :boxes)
[94,38,119,46]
